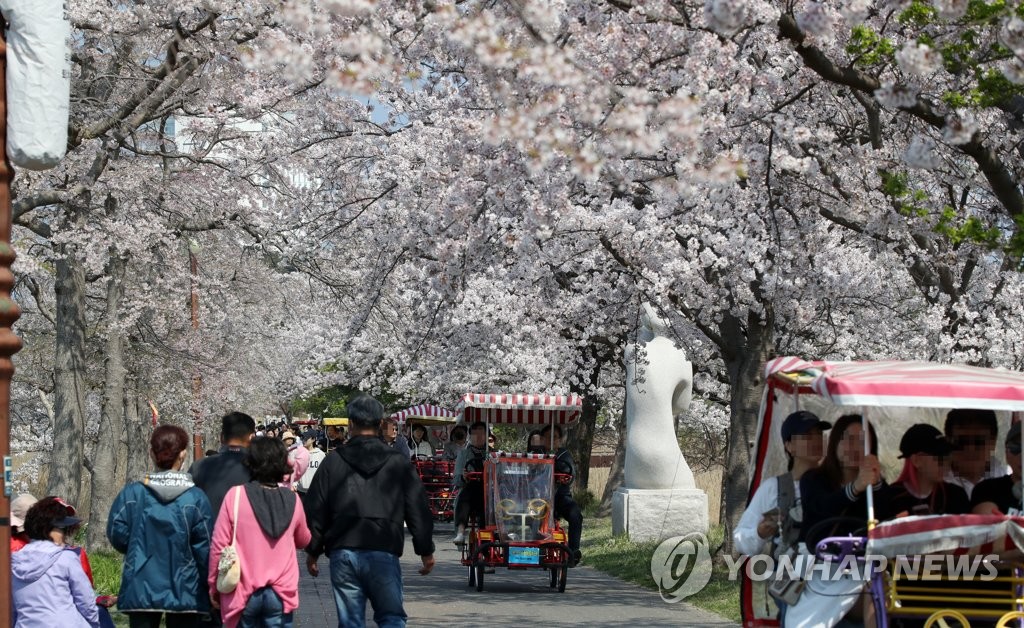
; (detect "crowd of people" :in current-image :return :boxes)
[735,408,1022,626]
[11,396,585,628]
[11,394,435,628]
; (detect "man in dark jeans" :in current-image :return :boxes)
[540,424,584,567]
[188,411,255,626]
[305,394,435,628]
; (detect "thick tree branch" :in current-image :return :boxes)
[25,277,56,326]
[71,10,216,146]
[777,13,1024,220]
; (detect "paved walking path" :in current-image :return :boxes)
[294,524,738,627]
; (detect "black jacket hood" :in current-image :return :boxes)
[339,436,400,476]
[243,483,296,539]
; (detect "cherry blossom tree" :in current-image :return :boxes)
[11,0,1024,554]
[262,0,1024,541]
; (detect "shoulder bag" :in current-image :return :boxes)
[216,487,242,594]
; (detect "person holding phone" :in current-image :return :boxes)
[734,411,830,558]
[734,411,831,622]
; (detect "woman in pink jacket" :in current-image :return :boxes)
[209,437,311,628]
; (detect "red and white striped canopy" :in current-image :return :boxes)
[389,404,458,425]
[765,357,1024,411]
[867,514,1024,557]
[458,393,583,425]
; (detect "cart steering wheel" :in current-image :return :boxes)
[497,499,518,520]
[527,498,549,517]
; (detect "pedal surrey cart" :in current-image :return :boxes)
[457,392,582,593]
[742,356,1024,628]
[390,404,460,521]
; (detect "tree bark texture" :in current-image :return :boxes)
[569,350,604,495]
[86,255,127,550]
[47,253,88,505]
[123,377,151,483]
[597,402,627,516]
[718,308,775,553]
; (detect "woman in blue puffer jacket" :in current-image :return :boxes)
[107,424,212,628]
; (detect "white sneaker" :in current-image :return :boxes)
[453,532,466,545]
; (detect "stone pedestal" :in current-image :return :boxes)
[612,487,708,542]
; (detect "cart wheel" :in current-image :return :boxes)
[549,567,558,588]
[557,566,567,592]
[475,564,485,592]
[468,565,476,587]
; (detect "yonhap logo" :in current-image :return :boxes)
[650,533,713,602]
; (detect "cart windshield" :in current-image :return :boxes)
[485,456,556,542]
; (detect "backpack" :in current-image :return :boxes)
[767,473,805,607]
[772,473,799,560]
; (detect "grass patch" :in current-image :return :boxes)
[86,550,129,627]
[89,550,123,596]
[581,517,740,623]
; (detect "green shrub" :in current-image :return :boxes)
[573,488,598,515]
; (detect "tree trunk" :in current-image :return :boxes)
[47,254,89,504]
[718,307,775,553]
[86,255,127,550]
[569,393,599,495]
[124,378,151,482]
[569,347,608,504]
[597,402,627,516]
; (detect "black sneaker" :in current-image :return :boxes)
[569,550,582,568]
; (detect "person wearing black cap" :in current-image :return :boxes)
[11,497,99,627]
[876,424,970,520]
[734,411,831,558]
[734,411,830,621]
[972,422,1023,516]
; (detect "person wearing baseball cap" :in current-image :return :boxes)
[10,493,39,553]
[11,496,99,626]
[878,423,970,520]
[734,411,831,555]
[972,422,1023,516]
[734,410,831,619]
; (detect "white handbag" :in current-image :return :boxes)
[216,487,242,594]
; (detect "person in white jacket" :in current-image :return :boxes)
[734,411,830,557]
[297,439,327,495]
[733,411,829,623]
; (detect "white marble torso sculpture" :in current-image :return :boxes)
[623,304,696,490]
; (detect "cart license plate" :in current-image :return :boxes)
[508,546,540,565]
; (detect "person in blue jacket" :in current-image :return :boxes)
[107,424,212,628]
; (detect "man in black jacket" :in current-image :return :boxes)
[189,411,255,520]
[540,424,584,567]
[305,394,435,628]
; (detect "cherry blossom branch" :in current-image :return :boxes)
[24,278,55,327]
[72,9,219,146]
[777,13,1024,220]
